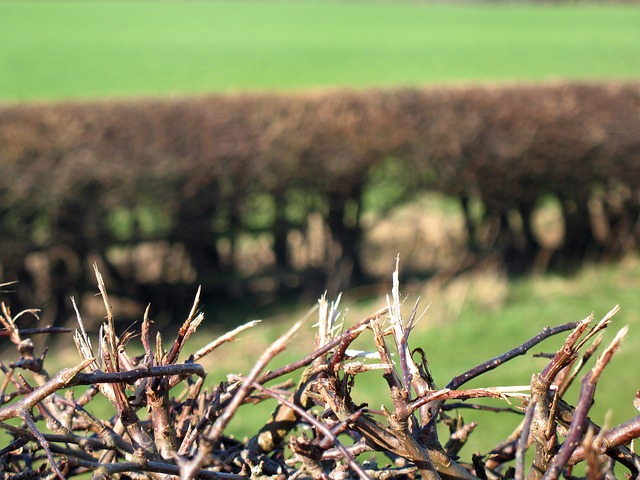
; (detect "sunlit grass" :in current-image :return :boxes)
[1,1,639,102]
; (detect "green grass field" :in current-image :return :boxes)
[1,1,639,102]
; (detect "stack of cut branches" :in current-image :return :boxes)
[0,263,639,480]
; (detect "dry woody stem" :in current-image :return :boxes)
[0,265,639,480]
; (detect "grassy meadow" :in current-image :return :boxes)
[1,1,640,101]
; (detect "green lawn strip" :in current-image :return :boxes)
[1,1,639,102]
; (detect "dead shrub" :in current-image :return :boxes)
[0,264,639,479]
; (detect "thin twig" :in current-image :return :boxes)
[253,381,373,480]
[193,319,261,362]
[447,321,581,390]
[0,326,70,336]
[21,409,65,480]
[516,399,536,480]
[207,310,310,444]
[542,326,627,480]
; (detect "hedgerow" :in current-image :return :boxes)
[1,82,639,323]
[0,265,639,479]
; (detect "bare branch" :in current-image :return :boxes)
[447,321,581,390]
[0,359,93,422]
[193,319,261,362]
[207,310,310,444]
[542,327,627,480]
[253,381,373,480]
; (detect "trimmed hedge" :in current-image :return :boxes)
[1,82,639,324]
[0,267,637,479]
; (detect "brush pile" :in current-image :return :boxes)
[0,264,639,479]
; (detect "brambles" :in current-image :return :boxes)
[0,263,639,479]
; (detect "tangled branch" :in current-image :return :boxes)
[0,263,639,480]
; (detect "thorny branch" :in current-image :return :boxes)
[0,264,639,480]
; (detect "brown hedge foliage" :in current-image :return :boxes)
[1,82,639,324]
